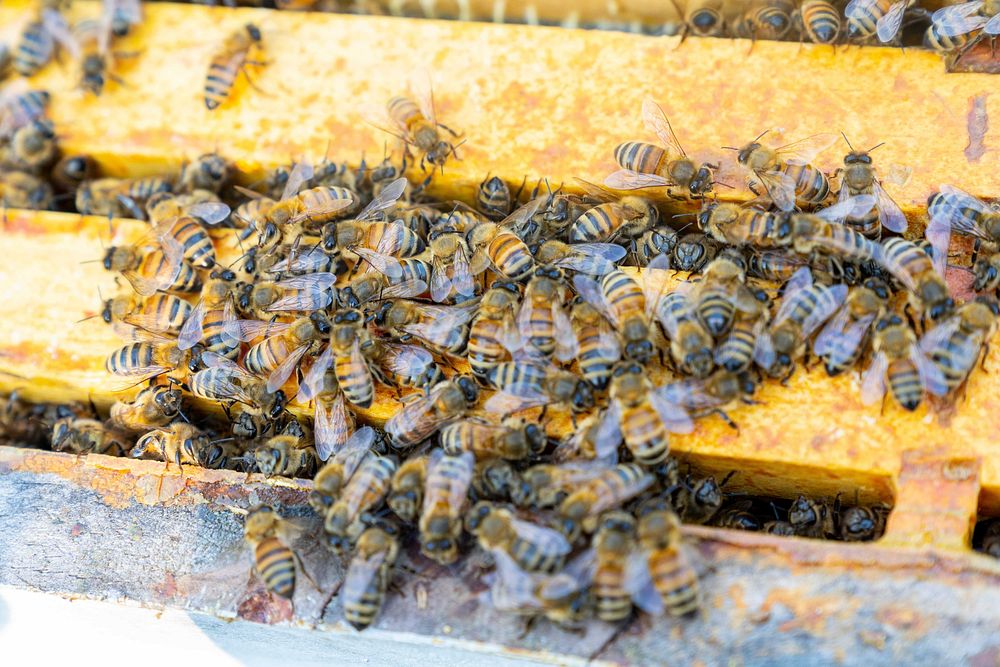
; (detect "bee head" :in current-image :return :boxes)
[624,339,654,363]
[246,23,262,41]
[456,375,480,405]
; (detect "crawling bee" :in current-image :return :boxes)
[690,248,761,338]
[508,267,576,362]
[845,0,916,44]
[51,417,130,456]
[568,179,659,245]
[485,360,594,417]
[241,505,309,600]
[130,422,214,468]
[325,455,397,553]
[683,0,727,37]
[466,501,572,573]
[736,0,796,41]
[105,340,195,385]
[13,4,67,78]
[921,297,999,398]
[466,200,540,282]
[861,312,947,411]
[925,2,1000,52]
[927,184,1000,293]
[103,233,200,297]
[253,423,317,478]
[656,288,717,378]
[628,498,700,617]
[878,237,954,321]
[420,449,474,564]
[467,281,520,378]
[570,299,621,391]
[835,137,906,239]
[178,152,231,194]
[476,174,516,220]
[385,376,479,449]
[384,81,461,173]
[231,313,330,393]
[371,298,477,356]
[101,292,193,340]
[188,351,288,435]
[814,277,891,376]
[342,518,401,631]
[109,384,183,432]
[424,224,477,303]
[673,471,735,525]
[557,463,655,542]
[796,1,842,44]
[387,453,428,523]
[591,511,639,622]
[605,97,716,198]
[204,23,265,110]
[732,131,835,212]
[237,272,336,319]
[655,370,758,431]
[838,503,887,541]
[440,417,545,461]
[510,460,610,510]
[307,427,375,514]
[788,495,836,538]
[698,202,791,251]
[486,548,595,629]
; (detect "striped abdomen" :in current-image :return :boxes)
[254,536,295,599]
[343,567,388,630]
[14,21,53,76]
[648,549,700,616]
[164,217,215,268]
[783,162,830,205]
[468,314,509,377]
[925,22,973,52]
[486,361,545,393]
[509,536,564,573]
[297,186,358,224]
[887,358,922,411]
[387,96,425,133]
[927,192,983,236]
[138,250,201,293]
[847,0,895,39]
[614,141,669,176]
[141,293,193,334]
[929,330,984,392]
[489,231,533,281]
[106,342,157,375]
[620,403,670,465]
[124,177,172,204]
[245,335,291,376]
[576,324,616,390]
[801,1,841,44]
[696,284,736,337]
[785,286,833,328]
[747,251,802,281]
[602,270,644,324]
[522,298,556,357]
[594,561,630,622]
[367,221,424,257]
[569,203,625,243]
[476,176,512,219]
[745,210,791,247]
[334,350,374,408]
[202,308,241,359]
[715,318,756,372]
[205,49,248,111]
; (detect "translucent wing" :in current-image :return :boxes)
[860,352,889,405]
[593,401,623,459]
[816,195,877,224]
[380,343,436,378]
[918,317,962,356]
[925,214,954,281]
[572,178,618,203]
[430,255,453,303]
[314,393,351,462]
[774,133,837,166]
[297,343,334,403]
[281,162,314,202]
[484,388,548,414]
[642,254,673,318]
[910,344,951,398]
[508,516,573,557]
[42,9,80,60]
[573,274,617,325]
[424,449,474,515]
[650,391,695,434]
[266,343,311,393]
[108,0,143,24]
[268,286,335,312]
[201,350,242,371]
[499,198,542,230]
[642,97,686,156]
[624,551,664,616]
[604,170,672,191]
[784,266,814,298]
[935,12,989,37]
[451,244,476,297]
[356,177,407,222]
[801,284,848,337]
[872,181,907,233]
[556,243,628,275]
[487,550,537,610]
[287,198,357,226]
[552,303,578,362]
[985,12,1000,34]
[178,300,206,350]
[813,306,850,356]
[412,71,438,128]
[753,330,776,370]
[932,1,984,25]
[188,202,231,226]
[756,169,797,212]
[353,247,404,282]
[876,1,908,43]
[342,550,387,604]
[225,319,290,343]
[412,302,478,344]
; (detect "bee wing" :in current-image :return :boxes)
[936,12,989,36]
[872,181,907,234]
[876,1,909,42]
[643,253,674,318]
[354,247,404,282]
[408,302,476,346]
[342,550,388,604]
[225,319,290,343]
[297,343,334,403]
[925,218,955,282]
[287,199,357,227]
[813,305,850,356]
[985,12,1000,34]
[604,169,672,191]
[280,162,314,202]
[499,198,542,230]
[753,330,776,370]
[573,274,617,325]
[756,170,797,212]
[356,177,407,222]
[860,352,889,405]
[108,0,143,24]
[594,401,623,459]
[553,243,625,275]
[624,551,665,617]
[270,246,328,273]
[553,303,578,363]
[42,9,80,60]
[572,178,617,203]
[426,449,474,513]
[266,343,311,393]
[275,272,337,292]
[452,244,476,298]
[932,1,985,25]
[380,342,436,377]
[650,390,695,434]
[816,195,877,224]
[773,133,837,166]
[783,266,814,298]
[487,550,538,610]
[123,270,164,298]
[412,71,438,128]
[508,516,573,557]
[802,284,848,337]
[485,388,548,414]
[187,202,231,226]
[201,350,241,371]
[430,256,454,303]
[918,317,962,356]
[642,97,686,156]
[314,394,352,462]
[268,288,334,312]
[909,344,951,398]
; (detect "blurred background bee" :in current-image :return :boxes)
[204,23,265,111]
[795,1,843,45]
[341,517,400,630]
[419,449,474,564]
[845,0,917,45]
[925,1,1000,53]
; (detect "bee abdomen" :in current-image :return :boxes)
[887,359,923,411]
[802,1,841,44]
[697,289,736,337]
[490,233,533,281]
[255,537,296,599]
[570,204,617,243]
[621,404,669,465]
[204,58,240,110]
[650,555,700,616]
[594,568,631,622]
[335,355,374,408]
[614,142,667,176]
[344,574,386,630]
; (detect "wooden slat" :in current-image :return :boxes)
[1,0,997,230]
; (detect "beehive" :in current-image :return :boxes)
[2,0,1000,662]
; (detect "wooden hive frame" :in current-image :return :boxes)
[2,1,1000,662]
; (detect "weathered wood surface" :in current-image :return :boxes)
[2,447,1000,665]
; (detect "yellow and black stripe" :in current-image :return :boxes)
[255,536,296,599]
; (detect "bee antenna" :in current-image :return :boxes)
[712,180,734,189]
[753,128,769,143]
[719,470,737,488]
[867,142,885,153]
[841,132,855,151]
[76,313,100,324]
[720,146,739,151]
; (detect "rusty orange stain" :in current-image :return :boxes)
[875,604,931,638]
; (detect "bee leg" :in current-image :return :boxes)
[238,66,269,96]
[517,615,538,640]
[436,122,461,138]
[292,551,321,592]
[713,408,739,433]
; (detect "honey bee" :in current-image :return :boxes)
[596,361,695,465]
[698,202,792,250]
[838,503,887,541]
[468,281,520,378]
[754,267,847,380]
[204,23,264,110]
[814,277,890,376]
[149,213,223,271]
[511,267,577,362]
[242,505,306,600]
[485,548,595,628]
[592,511,638,622]
[510,460,608,509]
[325,455,397,553]
[796,1,842,44]
[833,138,907,240]
[485,361,594,417]
[0,169,53,209]
[385,376,479,449]
[466,200,541,282]
[466,501,571,573]
[920,296,999,397]
[307,427,375,513]
[567,179,659,244]
[342,518,401,631]
[177,270,241,359]
[384,83,461,173]
[253,427,317,478]
[318,308,376,409]
[109,384,183,432]
[656,288,716,378]
[233,313,330,393]
[683,0,727,37]
[746,250,809,282]
[635,226,679,268]
[2,391,88,447]
[763,520,797,536]
[387,453,428,523]
[105,340,194,384]
[862,312,947,411]
[476,175,516,220]
[178,152,231,194]
[628,498,700,617]
[101,292,193,340]
[925,2,999,52]
[732,131,835,211]
[690,249,763,338]
[103,234,200,297]
[423,224,477,303]
[371,298,478,356]
[714,500,763,531]
[418,449,474,564]
[927,184,1000,293]
[3,119,57,173]
[656,370,758,431]
[440,417,546,461]
[13,6,67,78]
[557,463,655,542]
[51,14,124,95]
[188,351,288,425]
[674,471,734,525]
[533,240,627,277]
[237,272,336,319]
[714,287,771,374]
[51,417,130,456]
[845,0,915,44]
[570,299,621,391]
[605,97,717,198]
[877,237,954,321]
[788,495,836,538]
[736,1,796,41]
[105,0,143,37]
[130,422,213,467]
